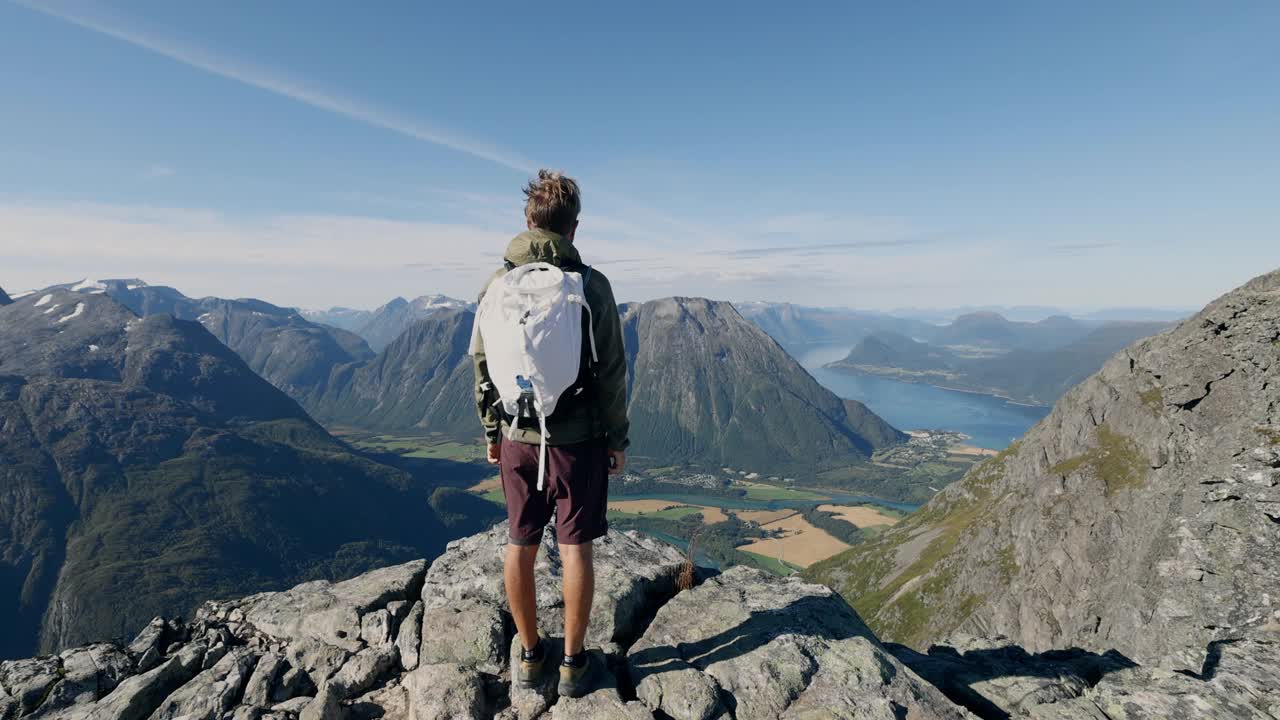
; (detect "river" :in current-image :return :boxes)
[793,343,1051,451]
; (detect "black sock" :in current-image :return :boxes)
[522,641,544,663]
[562,652,586,668]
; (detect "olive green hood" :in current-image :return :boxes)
[503,228,584,268]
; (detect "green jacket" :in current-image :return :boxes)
[472,229,630,451]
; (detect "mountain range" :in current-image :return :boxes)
[828,320,1172,405]
[738,300,1187,354]
[312,298,906,474]
[53,280,906,476]
[807,268,1280,678]
[0,288,498,659]
[302,295,474,352]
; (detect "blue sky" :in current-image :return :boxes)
[0,0,1276,312]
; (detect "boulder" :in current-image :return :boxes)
[0,657,61,715]
[891,632,1280,720]
[419,601,507,674]
[37,644,133,714]
[402,664,487,720]
[147,647,257,720]
[299,684,343,720]
[329,647,397,699]
[422,523,685,648]
[215,560,427,652]
[241,653,286,708]
[628,567,972,720]
[395,603,424,672]
[82,643,206,720]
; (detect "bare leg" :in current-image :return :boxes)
[560,541,595,656]
[505,543,541,651]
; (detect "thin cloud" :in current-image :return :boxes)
[715,236,939,259]
[12,0,536,174]
[145,164,175,178]
[1047,241,1119,254]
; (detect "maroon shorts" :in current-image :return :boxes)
[500,437,609,546]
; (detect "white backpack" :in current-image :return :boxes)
[469,262,597,489]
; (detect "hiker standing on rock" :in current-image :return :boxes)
[470,169,630,698]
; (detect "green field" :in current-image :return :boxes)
[608,505,706,521]
[348,434,485,462]
[740,551,803,576]
[743,485,825,501]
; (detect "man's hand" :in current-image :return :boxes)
[487,442,501,465]
[607,449,625,475]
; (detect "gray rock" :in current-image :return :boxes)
[395,603,424,672]
[228,705,263,720]
[422,522,685,648]
[299,684,343,720]
[283,640,349,687]
[419,601,506,674]
[813,269,1280,674]
[127,619,169,660]
[271,667,316,705]
[147,647,257,720]
[348,682,408,720]
[242,653,287,707]
[358,611,392,648]
[0,656,61,714]
[220,561,427,652]
[329,647,397,699]
[81,643,206,720]
[628,567,972,720]
[270,697,314,715]
[2,688,19,720]
[35,644,133,714]
[402,664,486,720]
[385,601,411,624]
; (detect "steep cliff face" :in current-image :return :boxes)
[807,269,1280,674]
[307,311,474,438]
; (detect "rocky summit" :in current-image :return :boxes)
[1,522,981,720]
[9,520,1278,720]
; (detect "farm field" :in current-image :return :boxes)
[817,504,901,528]
[737,513,852,568]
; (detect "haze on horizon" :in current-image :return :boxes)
[1,1,1275,313]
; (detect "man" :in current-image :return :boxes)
[471,169,629,698]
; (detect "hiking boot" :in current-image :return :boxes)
[557,651,601,698]
[515,640,549,689]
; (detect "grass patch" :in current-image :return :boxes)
[1257,427,1280,446]
[1139,387,1164,414]
[804,442,1023,647]
[743,485,825,501]
[480,489,506,505]
[995,544,1018,582]
[608,505,706,522]
[350,435,485,462]
[740,550,803,576]
[1049,425,1146,496]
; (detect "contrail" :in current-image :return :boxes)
[11,0,537,174]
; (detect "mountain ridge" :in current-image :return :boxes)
[806,267,1280,676]
[0,289,498,659]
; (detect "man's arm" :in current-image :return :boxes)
[472,280,503,459]
[589,274,630,455]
